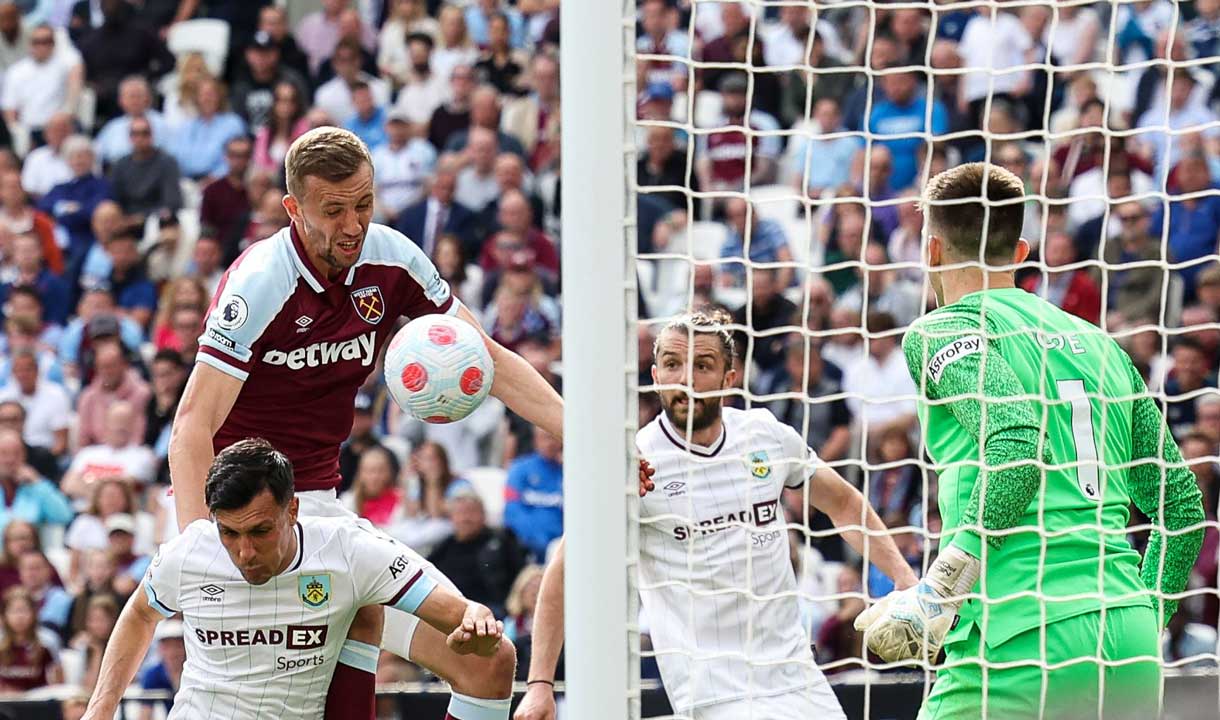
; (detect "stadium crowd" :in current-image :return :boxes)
[0,0,1213,715]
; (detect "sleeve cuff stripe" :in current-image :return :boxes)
[390,572,438,615]
[196,352,250,382]
[387,569,422,607]
[144,581,177,618]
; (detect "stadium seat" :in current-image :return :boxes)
[749,184,800,222]
[166,19,230,77]
[463,466,507,527]
[671,220,727,261]
[780,216,824,269]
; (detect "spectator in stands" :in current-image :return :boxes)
[697,73,781,194]
[836,242,924,329]
[65,551,120,639]
[391,32,448,126]
[145,349,187,481]
[474,13,527,96]
[789,98,858,199]
[231,31,310,132]
[1197,265,1220,322]
[57,288,143,383]
[76,199,124,292]
[93,76,169,167]
[1104,201,1165,327]
[169,78,247,182]
[638,125,699,213]
[841,312,917,445]
[0,586,62,691]
[956,3,1034,129]
[444,84,525,158]
[0,3,26,74]
[107,115,182,222]
[1,237,69,326]
[480,189,558,275]
[0,519,36,595]
[866,62,949,190]
[378,0,439,75]
[1151,152,1220,302]
[502,53,560,172]
[18,549,70,636]
[1136,70,1218,178]
[383,441,456,556]
[455,126,503,211]
[68,591,117,690]
[1195,396,1220,450]
[730,267,797,385]
[371,108,436,225]
[64,404,154,504]
[139,619,185,717]
[868,426,920,526]
[779,28,856,130]
[719,197,795,289]
[0,349,70,457]
[96,228,156,330]
[63,479,134,586]
[341,445,406,528]
[39,135,111,279]
[199,136,253,255]
[1165,337,1220,437]
[104,512,147,595]
[854,146,901,239]
[769,338,853,463]
[1188,0,1220,62]
[504,426,563,563]
[161,52,208,128]
[252,80,309,176]
[314,8,380,84]
[77,0,173,125]
[238,187,290,251]
[1021,231,1103,326]
[429,483,527,619]
[21,111,72,199]
[343,81,387,151]
[1,22,81,145]
[150,278,206,353]
[0,169,63,270]
[433,3,479,82]
[314,38,390,127]
[188,231,225,296]
[429,64,475,151]
[466,0,525,50]
[337,392,380,493]
[296,0,374,78]
[433,234,483,309]
[815,563,866,672]
[0,428,71,531]
[73,340,150,449]
[397,155,476,256]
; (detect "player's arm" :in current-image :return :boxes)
[1125,362,1206,626]
[855,314,1044,662]
[455,303,564,440]
[515,538,564,720]
[81,585,164,720]
[168,363,243,530]
[808,466,917,590]
[414,585,504,656]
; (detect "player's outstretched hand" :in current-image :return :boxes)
[447,602,503,657]
[513,683,557,720]
[638,456,656,496]
[853,546,980,663]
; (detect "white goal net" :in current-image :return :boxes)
[616,0,1220,718]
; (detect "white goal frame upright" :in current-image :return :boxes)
[560,1,640,720]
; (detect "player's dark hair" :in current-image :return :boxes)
[654,307,736,371]
[922,162,1026,264]
[205,438,295,513]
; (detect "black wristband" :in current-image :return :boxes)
[526,679,555,688]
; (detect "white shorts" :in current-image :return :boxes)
[685,685,846,720]
[296,489,460,661]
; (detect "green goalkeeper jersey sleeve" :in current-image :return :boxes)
[903,287,1204,647]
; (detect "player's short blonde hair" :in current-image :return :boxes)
[284,126,373,199]
[922,162,1026,264]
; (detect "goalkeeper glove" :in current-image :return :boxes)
[853,545,981,663]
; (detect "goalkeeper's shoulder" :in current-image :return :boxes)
[902,305,987,381]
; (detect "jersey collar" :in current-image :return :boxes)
[289,223,359,293]
[288,522,304,573]
[658,410,727,457]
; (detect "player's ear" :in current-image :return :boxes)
[1014,238,1031,265]
[282,193,300,224]
[287,497,299,526]
[927,234,942,268]
[650,363,658,384]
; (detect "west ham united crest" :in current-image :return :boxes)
[299,574,331,608]
[351,286,385,324]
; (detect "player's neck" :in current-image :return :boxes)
[272,526,300,578]
[667,412,724,448]
[940,269,1018,306]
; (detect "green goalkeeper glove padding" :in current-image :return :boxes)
[853,545,981,663]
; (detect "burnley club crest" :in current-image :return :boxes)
[299,574,331,608]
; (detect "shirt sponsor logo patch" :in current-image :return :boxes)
[752,499,779,525]
[925,335,984,384]
[262,331,376,370]
[299,573,331,608]
[351,286,385,324]
[217,295,249,331]
[206,328,236,350]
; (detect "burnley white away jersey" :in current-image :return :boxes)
[637,406,828,711]
[142,515,437,719]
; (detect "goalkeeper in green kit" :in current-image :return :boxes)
[854,163,1206,719]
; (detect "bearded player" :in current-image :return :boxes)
[854,163,1205,719]
[515,309,918,720]
[169,127,563,720]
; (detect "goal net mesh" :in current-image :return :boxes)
[628,0,1220,717]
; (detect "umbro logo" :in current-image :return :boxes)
[295,315,313,333]
[664,481,686,497]
[201,584,225,603]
